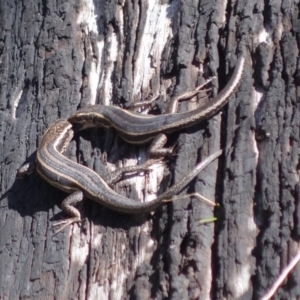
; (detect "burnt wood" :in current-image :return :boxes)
[0,0,299,299]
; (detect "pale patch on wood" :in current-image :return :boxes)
[253,90,264,110]
[76,0,105,105]
[11,89,23,119]
[231,263,252,297]
[133,3,173,95]
[103,31,118,105]
[220,0,228,23]
[91,41,105,105]
[255,27,273,46]
[77,0,99,33]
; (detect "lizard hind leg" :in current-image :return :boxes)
[52,190,84,234]
[148,134,173,159]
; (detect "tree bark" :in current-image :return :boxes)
[0,0,299,299]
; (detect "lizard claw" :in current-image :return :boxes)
[52,217,82,234]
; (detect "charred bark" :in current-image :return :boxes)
[0,0,299,299]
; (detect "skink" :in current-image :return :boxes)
[35,119,222,230]
[68,56,244,157]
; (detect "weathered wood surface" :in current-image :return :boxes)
[0,0,299,299]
